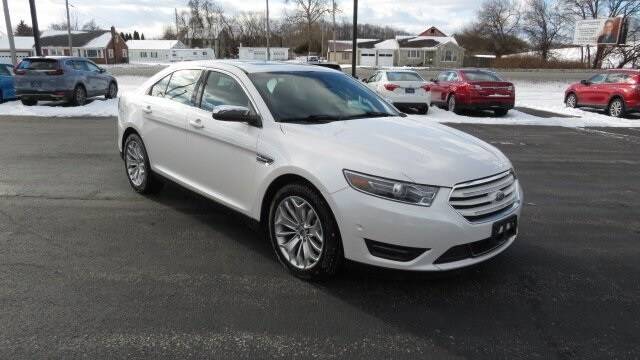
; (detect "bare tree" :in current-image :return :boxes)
[81,19,101,31]
[477,0,522,57]
[285,0,330,56]
[522,0,569,60]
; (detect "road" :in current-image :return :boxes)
[0,116,638,359]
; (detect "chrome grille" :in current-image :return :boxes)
[449,171,518,222]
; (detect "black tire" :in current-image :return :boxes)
[565,93,578,108]
[123,134,164,194]
[72,85,87,106]
[106,81,118,99]
[419,105,429,115]
[607,97,626,118]
[267,182,343,280]
[447,94,460,114]
[0,91,3,104]
[494,109,509,117]
[21,98,37,106]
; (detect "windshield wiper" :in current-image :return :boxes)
[343,111,396,120]
[280,114,342,124]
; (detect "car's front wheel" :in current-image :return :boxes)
[608,97,625,118]
[494,109,509,117]
[268,183,343,280]
[565,93,578,108]
[106,82,118,99]
[123,134,163,194]
[447,94,460,114]
[21,98,37,106]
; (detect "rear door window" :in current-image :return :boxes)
[605,73,631,84]
[437,72,449,82]
[164,69,202,106]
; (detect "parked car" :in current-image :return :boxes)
[0,63,16,103]
[118,61,523,280]
[565,70,640,117]
[430,69,515,116]
[14,56,118,106]
[363,70,432,114]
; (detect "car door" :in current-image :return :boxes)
[0,64,16,100]
[582,73,607,106]
[85,61,109,95]
[603,72,628,104]
[140,70,197,177]
[433,71,451,103]
[181,70,261,214]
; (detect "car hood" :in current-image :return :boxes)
[280,116,511,187]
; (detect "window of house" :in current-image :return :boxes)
[151,52,158,58]
[122,49,128,58]
[342,52,350,60]
[98,50,103,58]
[442,50,453,62]
[203,51,207,55]
[165,69,202,106]
[86,49,98,58]
[407,50,420,59]
[200,71,252,112]
[108,49,114,58]
[141,52,147,58]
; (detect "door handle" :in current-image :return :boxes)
[142,106,152,114]
[189,119,204,129]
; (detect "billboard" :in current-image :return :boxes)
[573,17,626,46]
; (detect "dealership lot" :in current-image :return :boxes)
[0,116,638,358]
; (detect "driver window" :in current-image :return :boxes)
[588,74,606,84]
[448,72,459,82]
[200,71,251,112]
[437,72,449,82]
[86,62,101,72]
[165,69,202,106]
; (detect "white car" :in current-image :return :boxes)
[363,70,432,114]
[118,61,523,280]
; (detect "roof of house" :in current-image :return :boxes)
[40,30,113,48]
[0,36,35,50]
[419,26,448,37]
[126,40,185,50]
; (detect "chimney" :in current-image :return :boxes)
[110,26,117,62]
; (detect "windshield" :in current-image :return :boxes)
[249,71,398,123]
[387,72,423,82]
[462,70,503,82]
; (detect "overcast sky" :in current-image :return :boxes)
[1,0,479,38]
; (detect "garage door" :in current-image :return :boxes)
[377,51,394,67]
[360,50,376,66]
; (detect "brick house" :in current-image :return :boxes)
[39,27,128,64]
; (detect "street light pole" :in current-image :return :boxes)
[65,0,72,55]
[2,0,17,65]
[28,0,41,56]
[351,0,358,77]
[266,0,270,61]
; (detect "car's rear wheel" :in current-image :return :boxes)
[72,85,87,106]
[607,97,625,118]
[268,183,342,280]
[565,93,578,108]
[123,134,163,194]
[447,94,460,114]
[419,104,429,115]
[106,82,118,99]
[21,98,37,106]
[494,109,508,117]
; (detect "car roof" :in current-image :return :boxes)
[23,56,85,61]
[604,69,640,73]
[174,60,337,74]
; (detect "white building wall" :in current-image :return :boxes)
[238,47,289,61]
[128,49,172,63]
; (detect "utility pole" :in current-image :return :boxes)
[266,0,270,61]
[332,0,336,60]
[175,8,179,41]
[29,0,41,56]
[2,0,17,65]
[351,0,358,77]
[65,0,72,55]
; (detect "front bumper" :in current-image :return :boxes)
[330,179,523,271]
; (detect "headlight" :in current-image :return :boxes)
[343,170,439,207]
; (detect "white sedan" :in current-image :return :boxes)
[363,70,432,114]
[118,61,523,280]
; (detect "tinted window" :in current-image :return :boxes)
[249,71,397,123]
[18,59,58,70]
[165,70,202,105]
[150,74,172,98]
[200,71,251,111]
[71,61,89,71]
[462,70,503,82]
[588,74,607,84]
[605,73,633,84]
[437,72,449,82]
[386,72,424,82]
[86,62,101,72]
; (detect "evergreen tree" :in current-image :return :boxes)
[14,20,33,36]
[133,31,140,40]
[141,33,145,40]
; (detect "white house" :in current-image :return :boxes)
[238,47,290,61]
[126,40,215,63]
[0,34,35,63]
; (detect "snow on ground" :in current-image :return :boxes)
[0,75,639,127]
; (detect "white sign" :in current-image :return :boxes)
[573,17,624,46]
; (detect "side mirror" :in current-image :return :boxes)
[431,78,439,83]
[212,105,261,126]
[580,79,591,86]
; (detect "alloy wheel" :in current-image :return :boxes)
[273,196,324,270]
[109,83,118,98]
[448,95,456,112]
[125,139,146,187]
[609,99,623,117]
[566,94,577,108]
[76,87,86,106]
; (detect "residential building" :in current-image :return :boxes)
[127,40,215,63]
[328,26,465,68]
[238,47,290,61]
[0,35,35,63]
[39,27,128,64]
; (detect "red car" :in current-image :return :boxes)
[565,70,640,117]
[430,69,515,116]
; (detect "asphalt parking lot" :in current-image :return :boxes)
[0,116,638,359]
